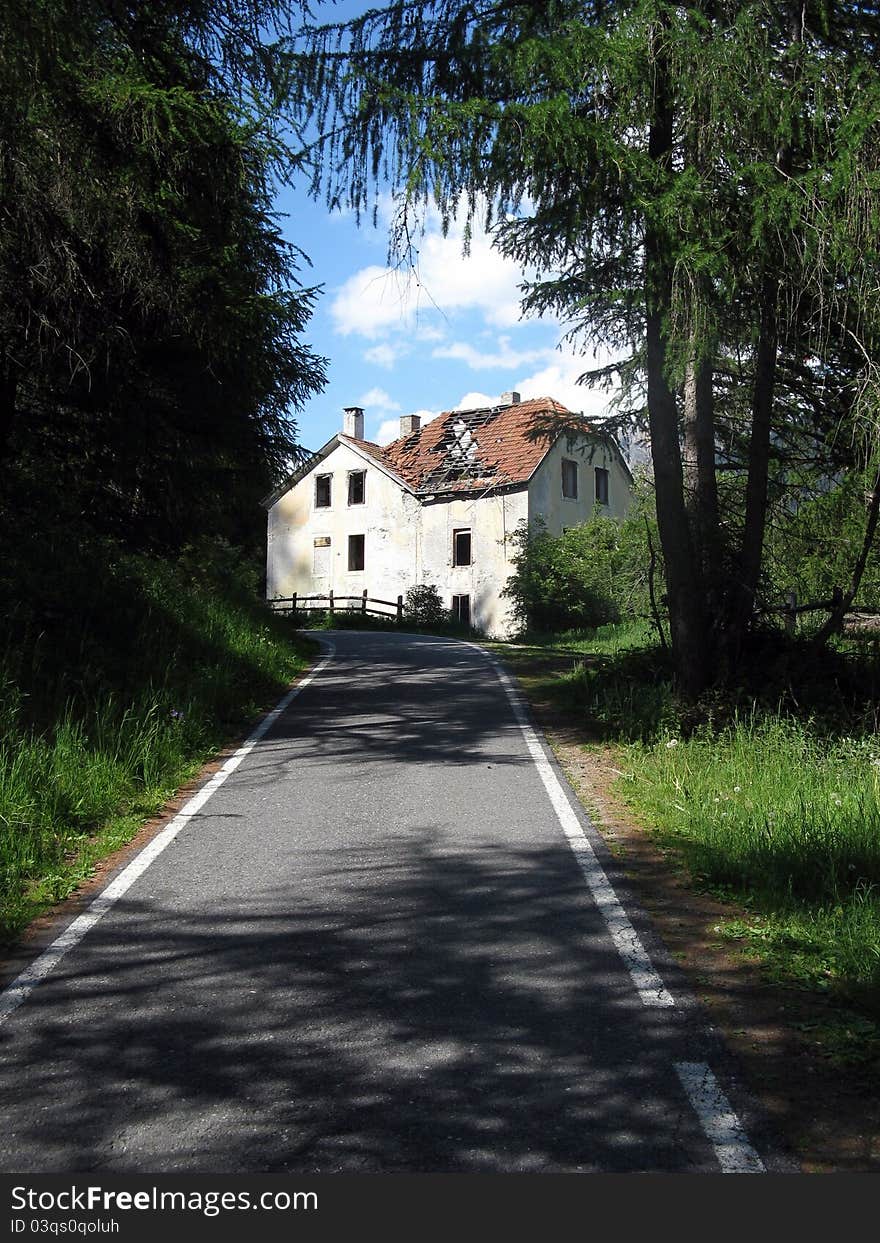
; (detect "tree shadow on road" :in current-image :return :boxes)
[0,834,745,1174]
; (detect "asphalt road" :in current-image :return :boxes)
[0,631,775,1173]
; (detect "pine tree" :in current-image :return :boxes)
[0,0,326,548]
[288,0,880,693]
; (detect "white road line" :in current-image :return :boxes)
[675,1062,765,1172]
[473,645,675,1008]
[469,644,764,1164]
[0,645,336,1026]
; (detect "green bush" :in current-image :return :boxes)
[404,584,447,627]
[502,472,662,635]
[503,518,620,632]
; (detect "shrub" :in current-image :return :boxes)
[503,519,621,632]
[502,473,663,635]
[404,583,447,627]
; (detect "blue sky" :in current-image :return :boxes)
[277,188,619,452]
[272,4,618,454]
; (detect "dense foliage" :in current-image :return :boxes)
[501,472,663,634]
[1,0,325,552]
[765,469,880,619]
[288,0,880,693]
[0,3,328,936]
[403,583,448,628]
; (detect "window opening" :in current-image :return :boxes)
[348,534,365,571]
[348,471,365,505]
[315,474,332,507]
[452,594,471,626]
[453,528,472,566]
[595,467,609,505]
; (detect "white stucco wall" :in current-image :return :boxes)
[418,489,529,636]
[266,431,632,638]
[527,436,631,532]
[266,440,422,609]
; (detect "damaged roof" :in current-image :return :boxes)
[264,396,622,508]
[344,396,589,498]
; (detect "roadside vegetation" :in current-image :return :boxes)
[0,5,324,948]
[496,490,880,1034]
[0,534,313,946]
[288,584,478,639]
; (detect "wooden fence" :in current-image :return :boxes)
[269,590,404,622]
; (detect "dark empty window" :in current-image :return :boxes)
[348,471,365,505]
[452,594,471,626]
[315,474,331,508]
[595,466,609,505]
[348,533,365,571]
[562,458,578,499]
[453,528,472,566]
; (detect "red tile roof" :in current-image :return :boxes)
[343,397,589,496]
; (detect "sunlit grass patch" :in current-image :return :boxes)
[621,715,880,1007]
[496,620,880,1017]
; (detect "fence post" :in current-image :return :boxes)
[291,592,297,616]
[362,589,368,614]
[328,589,334,614]
[785,588,797,636]
[397,594,403,624]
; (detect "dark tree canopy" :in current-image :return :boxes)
[288,0,880,692]
[0,0,326,550]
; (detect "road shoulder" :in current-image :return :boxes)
[490,643,880,1173]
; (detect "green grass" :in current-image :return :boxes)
[497,621,880,1017]
[619,716,880,1008]
[512,618,657,657]
[0,540,313,945]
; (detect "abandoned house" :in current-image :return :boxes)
[262,393,634,637]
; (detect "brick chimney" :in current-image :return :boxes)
[399,413,421,438]
[500,390,521,405]
[343,406,365,439]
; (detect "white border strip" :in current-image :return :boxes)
[474,645,764,1165]
[675,1062,765,1172]
[0,644,335,1026]
[473,645,675,1008]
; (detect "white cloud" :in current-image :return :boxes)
[431,347,620,420]
[357,387,400,412]
[454,391,498,410]
[433,337,552,371]
[331,265,416,339]
[329,207,532,340]
[415,324,446,343]
[364,343,399,369]
[414,220,526,329]
[375,418,402,444]
[513,347,617,421]
[375,406,442,445]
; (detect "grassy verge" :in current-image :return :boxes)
[491,624,880,1026]
[622,717,880,1011]
[0,538,313,946]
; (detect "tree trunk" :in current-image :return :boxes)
[727,6,800,665]
[647,306,708,696]
[646,23,709,698]
[682,351,720,581]
[0,356,17,461]
[730,268,779,655]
